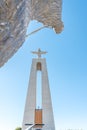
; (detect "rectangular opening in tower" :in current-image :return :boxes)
[35,109,42,125]
[36,70,42,109]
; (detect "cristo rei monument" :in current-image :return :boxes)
[22,49,55,130]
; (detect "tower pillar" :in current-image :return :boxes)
[22,49,55,130]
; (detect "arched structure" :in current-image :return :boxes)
[22,49,55,130]
[0,0,63,67]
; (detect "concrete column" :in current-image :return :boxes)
[42,59,55,130]
[22,59,37,130]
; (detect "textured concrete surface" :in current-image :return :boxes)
[0,0,63,67]
[22,59,37,130]
[22,58,55,130]
[42,59,55,130]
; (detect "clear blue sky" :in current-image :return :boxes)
[0,0,87,130]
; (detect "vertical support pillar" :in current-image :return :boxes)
[22,59,37,130]
[42,59,55,130]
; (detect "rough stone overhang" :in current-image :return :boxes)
[0,0,64,67]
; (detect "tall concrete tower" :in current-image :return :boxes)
[22,49,55,130]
